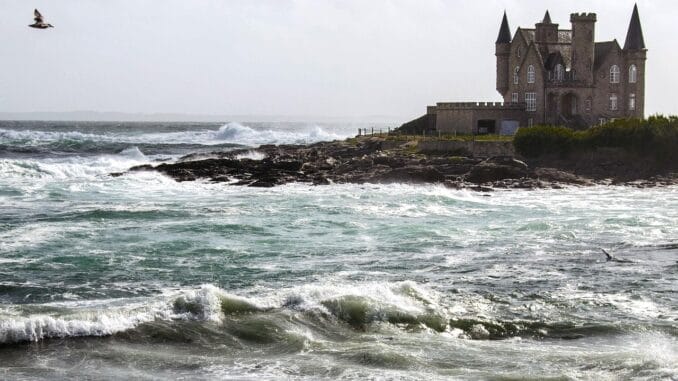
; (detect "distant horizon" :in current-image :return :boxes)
[0,110,403,124]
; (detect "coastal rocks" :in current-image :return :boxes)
[119,136,678,190]
[466,157,529,184]
[373,165,445,184]
[530,167,592,186]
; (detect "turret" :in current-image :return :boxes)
[623,4,647,117]
[535,10,558,44]
[495,12,511,96]
[570,13,596,84]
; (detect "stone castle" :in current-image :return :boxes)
[403,5,647,135]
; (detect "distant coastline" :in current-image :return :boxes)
[0,111,403,124]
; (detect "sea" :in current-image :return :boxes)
[0,121,676,380]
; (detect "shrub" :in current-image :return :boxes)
[513,125,577,157]
[514,116,678,162]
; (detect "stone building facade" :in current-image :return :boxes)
[406,5,647,135]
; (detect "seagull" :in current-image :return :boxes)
[28,9,54,29]
[601,249,633,263]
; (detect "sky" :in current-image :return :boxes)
[0,0,676,121]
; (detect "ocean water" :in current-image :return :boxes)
[0,121,676,380]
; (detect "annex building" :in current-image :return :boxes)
[404,5,647,135]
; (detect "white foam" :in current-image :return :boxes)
[0,308,158,344]
[118,146,147,160]
[234,150,266,161]
[0,123,352,148]
[212,122,347,146]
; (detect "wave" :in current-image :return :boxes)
[213,122,346,146]
[4,281,670,346]
[0,123,350,158]
[0,153,151,181]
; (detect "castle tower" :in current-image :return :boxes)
[535,10,558,44]
[623,4,647,117]
[495,12,511,96]
[570,13,597,85]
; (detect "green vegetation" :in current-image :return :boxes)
[513,116,678,162]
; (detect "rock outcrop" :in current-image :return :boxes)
[123,137,678,190]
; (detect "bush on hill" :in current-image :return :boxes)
[514,116,678,162]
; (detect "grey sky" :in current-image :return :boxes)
[0,0,675,121]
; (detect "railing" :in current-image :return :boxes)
[434,102,526,110]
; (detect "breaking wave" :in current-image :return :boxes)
[213,122,347,146]
[0,123,350,159]
[4,281,671,345]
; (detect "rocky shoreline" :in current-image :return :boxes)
[121,137,678,190]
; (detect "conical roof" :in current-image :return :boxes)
[496,11,511,44]
[624,4,646,50]
[542,10,552,24]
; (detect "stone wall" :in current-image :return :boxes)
[432,102,527,134]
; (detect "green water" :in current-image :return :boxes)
[0,121,676,380]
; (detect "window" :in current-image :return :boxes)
[599,118,607,125]
[629,93,636,110]
[527,65,536,83]
[525,92,537,112]
[610,65,620,83]
[629,64,637,83]
[555,64,564,81]
[609,94,618,111]
[585,98,592,112]
[511,93,519,103]
[514,67,520,85]
[528,118,534,127]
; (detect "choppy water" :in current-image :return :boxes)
[0,121,676,380]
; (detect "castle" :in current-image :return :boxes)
[404,5,647,135]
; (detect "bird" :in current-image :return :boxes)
[601,249,633,263]
[28,9,54,29]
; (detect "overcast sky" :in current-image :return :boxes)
[0,0,675,120]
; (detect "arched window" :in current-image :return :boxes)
[609,94,618,111]
[555,64,564,81]
[513,66,520,85]
[629,64,637,83]
[610,65,620,83]
[527,65,535,83]
[629,93,636,110]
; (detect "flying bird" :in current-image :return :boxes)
[28,9,54,29]
[601,249,633,263]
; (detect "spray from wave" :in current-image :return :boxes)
[212,122,348,146]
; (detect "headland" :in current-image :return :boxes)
[123,130,678,190]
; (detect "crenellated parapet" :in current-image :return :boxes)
[570,13,597,22]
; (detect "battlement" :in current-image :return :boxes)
[433,101,526,110]
[570,13,597,22]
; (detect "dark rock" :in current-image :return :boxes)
[210,175,231,183]
[466,162,527,184]
[274,160,303,171]
[129,164,154,172]
[249,180,277,188]
[531,167,592,185]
